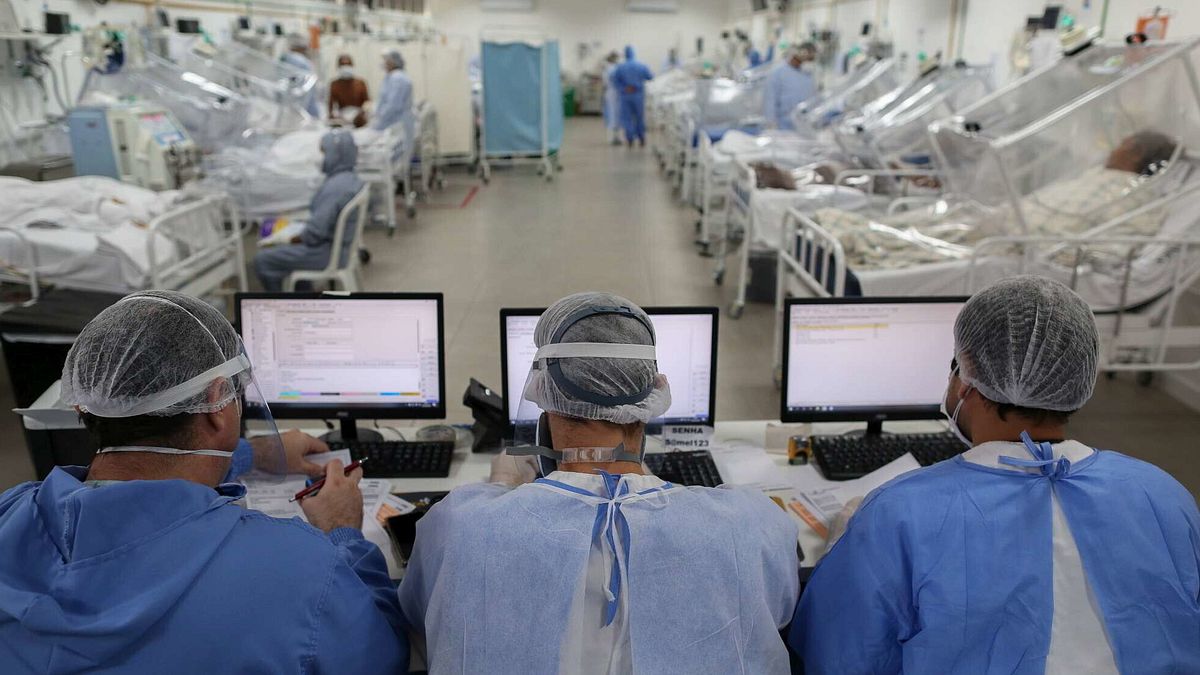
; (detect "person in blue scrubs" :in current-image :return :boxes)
[254,130,364,291]
[281,34,320,118]
[763,44,818,130]
[372,49,416,145]
[610,46,654,147]
[0,291,408,674]
[399,292,800,673]
[791,276,1200,675]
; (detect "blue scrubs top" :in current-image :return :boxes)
[791,446,1200,674]
[0,465,408,673]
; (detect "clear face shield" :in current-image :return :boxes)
[87,344,288,484]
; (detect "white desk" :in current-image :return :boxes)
[303,418,949,569]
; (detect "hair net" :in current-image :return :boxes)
[522,292,671,425]
[287,33,308,51]
[320,130,358,175]
[954,276,1099,412]
[383,49,405,69]
[624,45,636,61]
[61,291,249,418]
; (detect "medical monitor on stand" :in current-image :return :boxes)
[499,306,719,442]
[236,292,446,442]
[780,296,966,435]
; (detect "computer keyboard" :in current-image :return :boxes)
[327,440,455,478]
[644,450,724,488]
[810,432,962,480]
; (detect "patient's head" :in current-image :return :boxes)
[1106,131,1178,176]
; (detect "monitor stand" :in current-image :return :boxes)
[837,419,888,438]
[321,419,384,444]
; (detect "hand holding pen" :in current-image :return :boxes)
[297,459,366,533]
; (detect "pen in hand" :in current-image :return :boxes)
[290,459,366,502]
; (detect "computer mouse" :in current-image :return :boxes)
[416,425,458,443]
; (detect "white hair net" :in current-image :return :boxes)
[522,292,671,425]
[954,276,1099,412]
[287,33,308,51]
[61,291,249,418]
[383,48,405,70]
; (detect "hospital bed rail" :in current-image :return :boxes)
[771,185,1200,383]
[145,193,248,297]
[968,234,1200,377]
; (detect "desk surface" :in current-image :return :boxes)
[286,418,949,569]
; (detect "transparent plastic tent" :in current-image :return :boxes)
[178,38,316,134]
[77,54,258,152]
[792,58,900,135]
[834,63,994,168]
[930,38,1200,233]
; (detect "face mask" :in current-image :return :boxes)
[337,65,355,79]
[940,372,972,448]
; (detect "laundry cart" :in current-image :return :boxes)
[478,32,565,183]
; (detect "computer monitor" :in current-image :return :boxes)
[500,306,718,435]
[780,297,967,432]
[236,293,445,441]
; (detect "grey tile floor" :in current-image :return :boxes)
[1,117,1198,496]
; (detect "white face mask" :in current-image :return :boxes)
[337,65,355,80]
[941,370,972,448]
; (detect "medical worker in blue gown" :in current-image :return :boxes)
[400,292,801,674]
[373,49,416,146]
[763,44,818,130]
[611,47,654,147]
[254,130,363,291]
[791,276,1200,675]
[281,34,320,118]
[0,291,408,674]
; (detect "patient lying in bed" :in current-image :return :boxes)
[812,131,1181,269]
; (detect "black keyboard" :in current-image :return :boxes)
[811,432,962,481]
[644,450,724,487]
[327,440,455,478]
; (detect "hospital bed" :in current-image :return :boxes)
[199,102,441,229]
[768,37,1200,381]
[711,62,991,315]
[0,176,247,298]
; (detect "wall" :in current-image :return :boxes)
[428,0,733,76]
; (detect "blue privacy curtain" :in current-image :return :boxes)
[481,39,564,156]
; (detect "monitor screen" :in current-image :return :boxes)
[501,307,717,429]
[780,298,965,423]
[237,294,445,419]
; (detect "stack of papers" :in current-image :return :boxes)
[240,450,415,577]
[797,453,920,527]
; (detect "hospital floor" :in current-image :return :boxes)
[2,117,1199,497]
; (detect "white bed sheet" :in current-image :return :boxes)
[0,177,185,290]
[744,185,869,249]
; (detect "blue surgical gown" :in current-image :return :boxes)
[373,69,416,147]
[0,466,408,674]
[763,64,816,130]
[611,59,654,142]
[791,448,1200,674]
[399,471,800,673]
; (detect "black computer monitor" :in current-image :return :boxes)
[235,292,446,441]
[780,297,967,433]
[500,306,719,437]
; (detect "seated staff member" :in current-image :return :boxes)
[0,291,407,673]
[253,130,364,291]
[400,292,800,673]
[792,276,1200,674]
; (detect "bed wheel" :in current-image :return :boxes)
[772,368,783,390]
[728,303,744,319]
[713,269,724,285]
[1136,371,1155,387]
[358,248,371,264]
[1105,372,1117,380]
